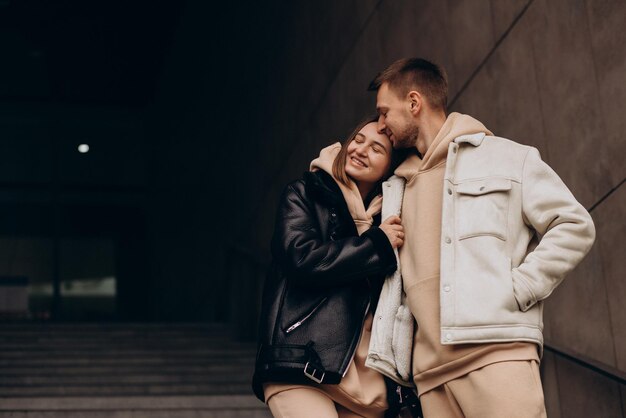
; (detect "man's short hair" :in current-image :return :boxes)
[368,58,448,112]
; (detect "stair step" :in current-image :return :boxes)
[0,382,254,396]
[0,412,271,418]
[0,351,256,359]
[0,371,254,385]
[0,362,254,375]
[0,347,255,357]
[0,357,255,367]
[0,337,242,346]
[0,395,271,417]
[0,323,263,415]
[0,323,228,330]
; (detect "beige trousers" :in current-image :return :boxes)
[267,386,377,418]
[419,360,547,418]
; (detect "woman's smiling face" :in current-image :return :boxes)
[344,122,392,186]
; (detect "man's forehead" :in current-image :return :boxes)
[377,82,398,103]
[377,83,389,97]
[376,87,389,106]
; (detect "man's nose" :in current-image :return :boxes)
[376,117,386,134]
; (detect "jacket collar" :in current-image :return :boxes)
[453,132,486,147]
[303,170,343,205]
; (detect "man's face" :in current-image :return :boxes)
[375,82,419,150]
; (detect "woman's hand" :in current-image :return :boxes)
[380,215,404,249]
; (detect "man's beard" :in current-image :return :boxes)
[393,124,419,149]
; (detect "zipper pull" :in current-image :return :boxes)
[285,321,302,333]
[396,385,403,404]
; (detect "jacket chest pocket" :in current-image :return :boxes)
[455,178,511,241]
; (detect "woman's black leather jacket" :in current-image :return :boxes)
[252,170,397,401]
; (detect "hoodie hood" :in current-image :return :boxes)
[310,142,383,235]
[310,142,341,175]
[395,112,493,180]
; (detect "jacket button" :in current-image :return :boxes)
[445,333,452,341]
[445,237,451,244]
[330,212,337,218]
[443,285,451,292]
[447,188,452,195]
[479,186,485,191]
[452,147,457,153]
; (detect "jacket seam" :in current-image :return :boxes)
[452,175,521,185]
[520,147,534,224]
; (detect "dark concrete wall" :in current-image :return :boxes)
[217,0,625,415]
[144,0,281,322]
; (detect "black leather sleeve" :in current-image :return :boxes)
[271,181,397,289]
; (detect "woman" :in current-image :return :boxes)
[252,116,407,418]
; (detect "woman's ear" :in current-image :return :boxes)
[408,91,422,115]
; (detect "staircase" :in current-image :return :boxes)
[0,323,271,417]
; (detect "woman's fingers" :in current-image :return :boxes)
[390,225,404,234]
[379,218,406,249]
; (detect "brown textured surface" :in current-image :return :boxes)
[242,1,626,414]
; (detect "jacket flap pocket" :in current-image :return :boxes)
[457,178,512,195]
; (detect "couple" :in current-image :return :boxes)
[252,58,596,418]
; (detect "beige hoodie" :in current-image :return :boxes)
[395,113,538,395]
[310,142,383,235]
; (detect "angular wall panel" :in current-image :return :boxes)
[525,0,615,208]
[593,185,626,372]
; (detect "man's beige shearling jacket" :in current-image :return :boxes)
[368,131,595,382]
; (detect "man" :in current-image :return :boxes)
[368,58,595,417]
